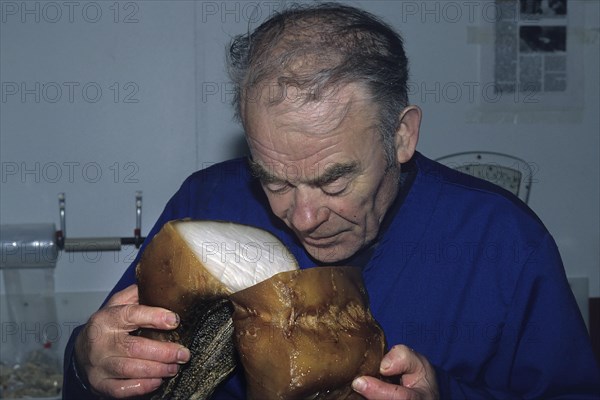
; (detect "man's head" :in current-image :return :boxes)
[228,3,421,263]
[228,3,411,165]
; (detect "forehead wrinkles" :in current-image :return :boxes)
[272,92,352,136]
[249,128,343,172]
[247,83,379,172]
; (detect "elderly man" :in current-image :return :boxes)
[63,3,599,399]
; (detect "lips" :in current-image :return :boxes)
[303,233,342,247]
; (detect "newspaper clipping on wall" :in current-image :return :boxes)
[495,0,567,94]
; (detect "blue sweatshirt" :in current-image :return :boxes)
[63,152,600,399]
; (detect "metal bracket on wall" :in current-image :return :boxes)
[55,192,146,252]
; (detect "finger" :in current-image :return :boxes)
[117,335,190,365]
[106,284,139,307]
[352,376,417,400]
[380,344,420,376]
[101,356,181,379]
[97,377,163,399]
[111,303,180,331]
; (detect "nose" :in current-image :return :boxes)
[288,185,330,234]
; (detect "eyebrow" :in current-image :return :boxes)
[248,158,359,186]
[312,162,360,186]
[248,159,280,183]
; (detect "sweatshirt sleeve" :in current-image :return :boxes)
[435,234,600,399]
[61,176,194,398]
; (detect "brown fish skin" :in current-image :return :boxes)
[147,299,236,400]
[135,221,385,399]
[135,221,232,320]
[230,267,386,400]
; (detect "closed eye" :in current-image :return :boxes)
[249,158,358,196]
[315,162,358,196]
[320,178,351,196]
[264,181,293,194]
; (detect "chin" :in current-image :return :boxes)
[305,243,359,264]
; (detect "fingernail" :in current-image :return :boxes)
[352,377,367,392]
[165,312,179,327]
[177,347,190,363]
[380,358,392,371]
[167,364,179,376]
[149,378,163,391]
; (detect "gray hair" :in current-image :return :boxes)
[227,2,410,165]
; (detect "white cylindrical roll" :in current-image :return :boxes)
[0,223,58,269]
[64,237,122,252]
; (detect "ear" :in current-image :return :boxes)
[394,105,422,163]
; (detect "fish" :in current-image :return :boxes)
[137,220,385,400]
[148,298,236,400]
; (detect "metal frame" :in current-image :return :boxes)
[436,151,533,204]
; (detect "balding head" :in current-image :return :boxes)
[227,3,410,165]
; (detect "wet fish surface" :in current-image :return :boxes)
[149,299,236,400]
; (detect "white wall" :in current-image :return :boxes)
[1,1,198,294]
[1,0,598,298]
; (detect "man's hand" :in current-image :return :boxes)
[352,344,439,400]
[74,284,191,398]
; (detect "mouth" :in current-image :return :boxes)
[302,233,343,248]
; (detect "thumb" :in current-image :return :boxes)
[352,376,416,400]
[106,284,139,307]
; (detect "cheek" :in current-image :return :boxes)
[345,186,374,210]
[330,199,363,222]
[265,193,290,219]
